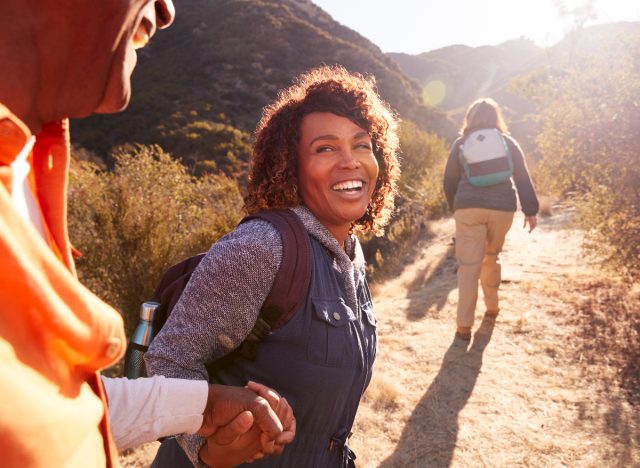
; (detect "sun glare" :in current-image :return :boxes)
[422,80,447,107]
[312,0,639,54]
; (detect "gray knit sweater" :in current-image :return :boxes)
[443,133,539,216]
[145,206,366,466]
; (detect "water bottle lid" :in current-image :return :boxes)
[140,301,160,321]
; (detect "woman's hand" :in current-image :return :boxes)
[198,381,296,466]
[198,384,283,440]
[523,215,537,233]
[199,420,264,467]
[246,381,296,455]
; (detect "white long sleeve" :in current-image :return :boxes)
[101,375,208,450]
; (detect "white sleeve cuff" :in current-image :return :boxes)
[102,375,208,450]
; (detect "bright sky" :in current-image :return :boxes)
[312,0,640,54]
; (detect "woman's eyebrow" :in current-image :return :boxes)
[309,134,338,145]
[308,131,370,146]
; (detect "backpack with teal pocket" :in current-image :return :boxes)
[459,128,513,186]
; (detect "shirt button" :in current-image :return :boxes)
[105,338,122,359]
[332,312,341,321]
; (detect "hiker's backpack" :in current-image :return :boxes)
[459,128,513,187]
[124,209,312,379]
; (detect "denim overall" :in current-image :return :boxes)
[153,236,377,467]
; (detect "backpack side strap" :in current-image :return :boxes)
[241,209,312,330]
[150,252,206,329]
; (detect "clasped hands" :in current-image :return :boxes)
[197,381,296,467]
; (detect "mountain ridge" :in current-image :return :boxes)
[72,0,454,164]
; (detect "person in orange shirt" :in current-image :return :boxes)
[0,1,295,466]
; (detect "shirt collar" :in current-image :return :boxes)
[0,103,33,166]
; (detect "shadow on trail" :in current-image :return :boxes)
[379,316,495,468]
[404,242,457,322]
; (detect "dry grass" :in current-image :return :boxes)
[350,209,639,467]
[363,376,402,411]
[120,209,639,467]
[537,196,556,218]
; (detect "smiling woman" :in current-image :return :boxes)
[297,112,379,245]
[145,65,401,467]
[246,65,399,237]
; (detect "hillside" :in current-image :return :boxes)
[389,39,542,116]
[389,21,640,155]
[71,0,455,166]
[389,21,640,114]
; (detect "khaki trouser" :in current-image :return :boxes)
[454,208,514,328]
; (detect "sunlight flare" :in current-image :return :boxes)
[422,80,447,107]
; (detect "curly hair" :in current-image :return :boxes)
[244,65,400,235]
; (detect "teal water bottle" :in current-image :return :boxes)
[123,301,159,379]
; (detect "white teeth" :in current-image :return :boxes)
[332,180,363,191]
[132,23,150,49]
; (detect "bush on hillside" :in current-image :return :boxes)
[517,36,640,281]
[156,108,253,178]
[396,120,449,217]
[362,120,449,276]
[68,144,243,334]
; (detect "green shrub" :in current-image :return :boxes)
[576,187,640,282]
[397,120,449,218]
[517,34,640,281]
[361,120,449,277]
[68,144,243,334]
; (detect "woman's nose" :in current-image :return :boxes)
[340,148,361,169]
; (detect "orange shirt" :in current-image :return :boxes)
[0,103,126,467]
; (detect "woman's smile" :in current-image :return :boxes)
[297,112,379,244]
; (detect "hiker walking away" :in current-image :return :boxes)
[0,1,295,465]
[146,65,401,468]
[443,98,539,342]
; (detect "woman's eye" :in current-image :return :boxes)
[356,143,372,151]
[316,145,334,153]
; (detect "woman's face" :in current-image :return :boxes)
[297,112,379,241]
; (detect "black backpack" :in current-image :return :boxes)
[125,209,312,379]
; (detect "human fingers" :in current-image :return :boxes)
[246,381,294,434]
[275,409,296,446]
[209,410,254,446]
[259,431,277,455]
[246,381,281,410]
[244,382,285,439]
[269,395,295,446]
[245,450,266,463]
[200,384,282,438]
[199,424,263,467]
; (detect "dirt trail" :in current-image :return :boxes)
[120,210,639,467]
[350,210,639,467]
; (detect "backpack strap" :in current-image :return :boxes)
[150,252,206,330]
[241,209,312,330]
[128,209,312,379]
[213,209,312,364]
